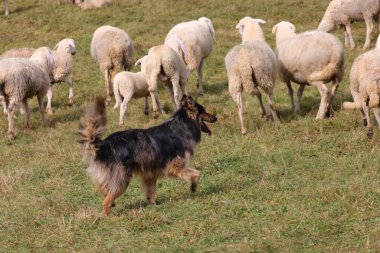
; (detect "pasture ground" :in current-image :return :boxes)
[1,0,380,251]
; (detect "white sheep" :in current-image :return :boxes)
[91,25,133,105]
[3,0,8,15]
[113,56,150,126]
[0,38,77,114]
[318,0,380,50]
[225,17,279,134]
[137,45,189,118]
[272,21,345,119]
[73,0,112,9]
[0,47,54,138]
[165,17,215,95]
[343,35,380,138]
[46,38,76,114]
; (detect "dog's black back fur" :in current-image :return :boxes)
[96,108,201,172]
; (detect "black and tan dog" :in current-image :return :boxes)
[78,95,217,215]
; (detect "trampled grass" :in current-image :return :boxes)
[1,0,380,251]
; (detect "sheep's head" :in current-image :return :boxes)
[272,21,296,44]
[135,55,148,74]
[235,17,266,42]
[54,38,76,55]
[31,47,55,81]
[198,17,216,42]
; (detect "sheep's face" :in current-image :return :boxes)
[55,39,76,55]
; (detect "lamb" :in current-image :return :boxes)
[113,56,150,126]
[343,35,380,138]
[318,0,380,50]
[0,47,54,138]
[3,0,8,15]
[225,17,279,134]
[73,0,112,9]
[91,25,133,105]
[137,45,189,118]
[0,38,77,114]
[164,17,215,95]
[272,21,345,119]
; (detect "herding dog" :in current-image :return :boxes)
[78,95,217,215]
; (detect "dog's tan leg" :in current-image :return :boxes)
[170,167,200,193]
[103,190,124,216]
[141,177,157,204]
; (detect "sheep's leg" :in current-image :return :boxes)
[344,27,350,47]
[66,77,73,106]
[171,76,182,109]
[345,24,356,49]
[197,60,204,95]
[326,78,340,117]
[7,99,16,138]
[373,108,380,129]
[149,90,164,118]
[313,81,330,120]
[295,84,305,113]
[4,0,9,15]
[267,93,280,123]
[285,80,295,111]
[111,66,121,96]
[363,104,373,138]
[165,85,177,110]
[256,92,266,117]
[45,86,53,115]
[37,93,46,127]
[237,92,247,135]
[360,108,368,126]
[119,94,132,126]
[363,17,373,50]
[144,96,149,115]
[104,69,112,105]
[2,98,7,114]
[21,100,30,129]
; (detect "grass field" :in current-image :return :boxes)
[1,0,380,251]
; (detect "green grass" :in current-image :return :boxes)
[1,0,380,251]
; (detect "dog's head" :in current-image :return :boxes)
[181,95,217,135]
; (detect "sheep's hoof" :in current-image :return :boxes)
[153,112,160,119]
[367,127,374,139]
[46,109,53,115]
[106,98,112,106]
[7,131,15,140]
[191,183,198,193]
[144,110,149,115]
[67,100,73,107]
[241,128,247,135]
[24,124,30,129]
[198,92,204,97]
[113,105,119,110]
[363,119,368,127]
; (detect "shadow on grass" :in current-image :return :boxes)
[203,81,227,96]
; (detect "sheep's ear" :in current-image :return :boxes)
[271,24,278,34]
[236,21,244,35]
[135,57,143,66]
[290,23,296,32]
[53,42,61,50]
[254,19,266,24]
[46,50,55,72]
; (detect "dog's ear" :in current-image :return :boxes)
[186,96,196,108]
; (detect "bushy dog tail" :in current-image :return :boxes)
[78,96,107,160]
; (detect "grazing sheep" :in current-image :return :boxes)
[0,47,54,138]
[113,56,150,126]
[165,17,215,95]
[225,17,279,134]
[272,21,345,119]
[343,35,380,138]
[318,0,380,50]
[91,25,133,105]
[3,0,8,15]
[0,38,77,114]
[138,45,189,118]
[73,0,112,9]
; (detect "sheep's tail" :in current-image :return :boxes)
[113,78,122,109]
[308,49,344,82]
[78,96,107,160]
